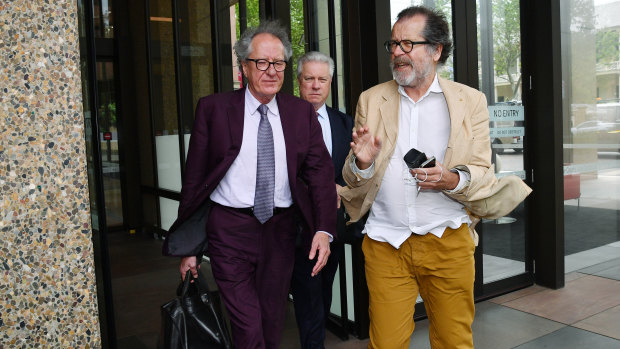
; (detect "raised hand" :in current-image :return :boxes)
[350,125,382,170]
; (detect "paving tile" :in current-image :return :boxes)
[578,257,620,275]
[566,245,620,273]
[573,304,620,340]
[565,271,588,282]
[502,275,620,324]
[513,326,620,348]
[326,335,369,349]
[471,302,564,349]
[112,266,181,338]
[406,302,564,349]
[117,335,151,349]
[579,256,620,282]
[406,318,431,349]
[593,264,620,281]
[489,285,546,304]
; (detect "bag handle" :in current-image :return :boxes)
[194,269,213,293]
[180,270,193,297]
[181,269,213,296]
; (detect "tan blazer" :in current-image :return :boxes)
[340,79,532,240]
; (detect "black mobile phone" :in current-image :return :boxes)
[420,156,436,168]
[403,148,427,169]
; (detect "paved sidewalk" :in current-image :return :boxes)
[322,256,620,348]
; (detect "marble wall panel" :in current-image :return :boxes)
[0,0,101,347]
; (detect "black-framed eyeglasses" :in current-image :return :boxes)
[246,58,287,72]
[384,40,431,54]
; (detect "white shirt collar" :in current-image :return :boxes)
[245,88,280,117]
[397,74,443,103]
[316,104,328,120]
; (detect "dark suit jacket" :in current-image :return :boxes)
[163,88,337,257]
[326,106,353,187]
[320,106,356,244]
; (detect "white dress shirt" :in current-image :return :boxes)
[210,88,292,208]
[360,75,471,249]
[316,104,332,156]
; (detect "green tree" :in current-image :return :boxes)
[492,0,521,100]
[429,0,453,80]
[290,0,304,96]
[596,30,619,64]
[235,0,260,39]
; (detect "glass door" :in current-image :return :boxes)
[477,0,530,286]
[560,0,620,273]
[97,59,124,227]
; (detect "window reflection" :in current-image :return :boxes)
[150,0,181,191]
[177,0,215,158]
[477,0,526,284]
[97,61,124,227]
[291,0,306,97]
[561,0,620,273]
[94,0,114,38]
[234,0,260,90]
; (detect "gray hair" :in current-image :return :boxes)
[296,51,335,78]
[233,20,293,71]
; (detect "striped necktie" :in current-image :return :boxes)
[254,104,275,224]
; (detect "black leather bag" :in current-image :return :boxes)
[158,270,232,349]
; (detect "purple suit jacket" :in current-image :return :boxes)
[163,88,337,256]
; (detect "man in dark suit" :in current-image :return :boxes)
[291,51,353,349]
[162,22,337,349]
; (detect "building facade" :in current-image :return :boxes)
[1,0,619,347]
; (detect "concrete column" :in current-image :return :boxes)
[0,0,101,346]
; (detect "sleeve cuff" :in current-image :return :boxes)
[350,154,375,180]
[445,169,470,193]
[317,231,333,242]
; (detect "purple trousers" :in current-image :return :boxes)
[206,204,297,349]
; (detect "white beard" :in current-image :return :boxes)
[390,56,433,88]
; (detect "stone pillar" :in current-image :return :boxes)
[0,0,101,347]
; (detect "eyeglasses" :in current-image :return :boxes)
[384,40,431,54]
[246,58,287,72]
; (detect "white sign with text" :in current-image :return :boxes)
[488,105,524,121]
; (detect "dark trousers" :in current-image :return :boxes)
[206,204,297,349]
[290,239,343,349]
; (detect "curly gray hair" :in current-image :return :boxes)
[233,20,293,71]
[296,51,335,78]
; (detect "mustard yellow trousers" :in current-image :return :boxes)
[362,224,476,349]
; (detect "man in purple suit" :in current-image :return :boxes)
[163,21,337,348]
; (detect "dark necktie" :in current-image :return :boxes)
[254,104,275,224]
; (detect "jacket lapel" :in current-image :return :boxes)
[228,88,246,154]
[379,82,401,149]
[276,94,298,189]
[327,108,343,169]
[439,78,466,167]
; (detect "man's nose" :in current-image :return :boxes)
[312,80,320,89]
[266,63,278,75]
[393,44,406,56]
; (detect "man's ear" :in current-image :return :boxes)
[241,61,248,77]
[433,44,443,62]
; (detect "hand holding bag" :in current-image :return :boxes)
[158,270,232,349]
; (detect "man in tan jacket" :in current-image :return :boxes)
[339,6,530,349]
